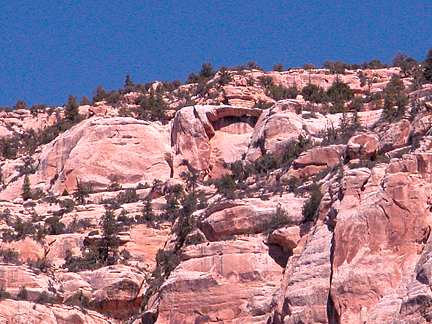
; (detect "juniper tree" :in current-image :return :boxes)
[423,47,432,83]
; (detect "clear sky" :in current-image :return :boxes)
[0,0,431,107]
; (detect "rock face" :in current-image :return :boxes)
[0,299,118,324]
[156,237,284,323]
[199,195,305,241]
[271,151,432,324]
[328,157,432,323]
[246,104,305,161]
[171,105,261,177]
[36,117,172,194]
[2,68,432,324]
[281,224,333,323]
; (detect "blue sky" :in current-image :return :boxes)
[0,0,431,107]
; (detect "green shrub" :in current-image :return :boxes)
[80,95,92,105]
[16,286,28,300]
[273,63,284,72]
[13,100,27,110]
[260,204,291,232]
[218,66,232,85]
[140,196,155,224]
[347,96,365,111]
[27,257,51,273]
[135,88,169,123]
[65,94,82,122]
[361,59,389,69]
[45,216,66,235]
[93,85,108,102]
[267,85,299,101]
[65,291,90,308]
[199,62,215,79]
[0,287,10,300]
[0,248,21,264]
[213,173,237,199]
[64,211,122,272]
[155,249,180,278]
[21,175,32,201]
[301,84,327,103]
[13,216,36,240]
[108,177,122,191]
[35,291,53,304]
[302,183,323,222]
[323,61,351,74]
[117,211,135,229]
[65,217,92,233]
[0,209,11,222]
[258,75,274,88]
[116,189,139,205]
[73,181,91,204]
[59,198,75,214]
[326,80,354,113]
[185,232,206,246]
[303,63,317,70]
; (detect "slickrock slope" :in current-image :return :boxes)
[1,67,432,324]
[36,117,173,194]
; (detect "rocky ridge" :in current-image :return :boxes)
[0,66,432,323]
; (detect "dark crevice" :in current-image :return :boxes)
[327,227,341,324]
[267,243,291,268]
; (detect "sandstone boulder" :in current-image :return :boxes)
[62,265,145,319]
[246,107,304,161]
[377,119,411,153]
[0,265,57,300]
[346,132,379,160]
[290,145,344,179]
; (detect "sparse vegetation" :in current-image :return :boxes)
[302,183,323,222]
[0,248,21,265]
[260,204,291,232]
[63,210,122,271]
[0,54,428,323]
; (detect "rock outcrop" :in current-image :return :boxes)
[1,67,432,324]
[156,237,284,323]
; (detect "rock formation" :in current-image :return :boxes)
[1,66,432,324]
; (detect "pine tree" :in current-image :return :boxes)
[22,175,32,201]
[65,94,79,122]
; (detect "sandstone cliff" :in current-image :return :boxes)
[0,66,432,324]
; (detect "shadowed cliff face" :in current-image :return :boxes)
[1,68,432,324]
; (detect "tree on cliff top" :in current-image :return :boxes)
[65,94,80,122]
[423,47,432,83]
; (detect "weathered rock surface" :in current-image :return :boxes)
[36,117,172,194]
[0,299,118,324]
[290,145,344,179]
[156,237,284,323]
[199,195,305,241]
[74,265,145,319]
[2,68,432,324]
[346,132,379,160]
[246,105,305,161]
[171,105,261,177]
